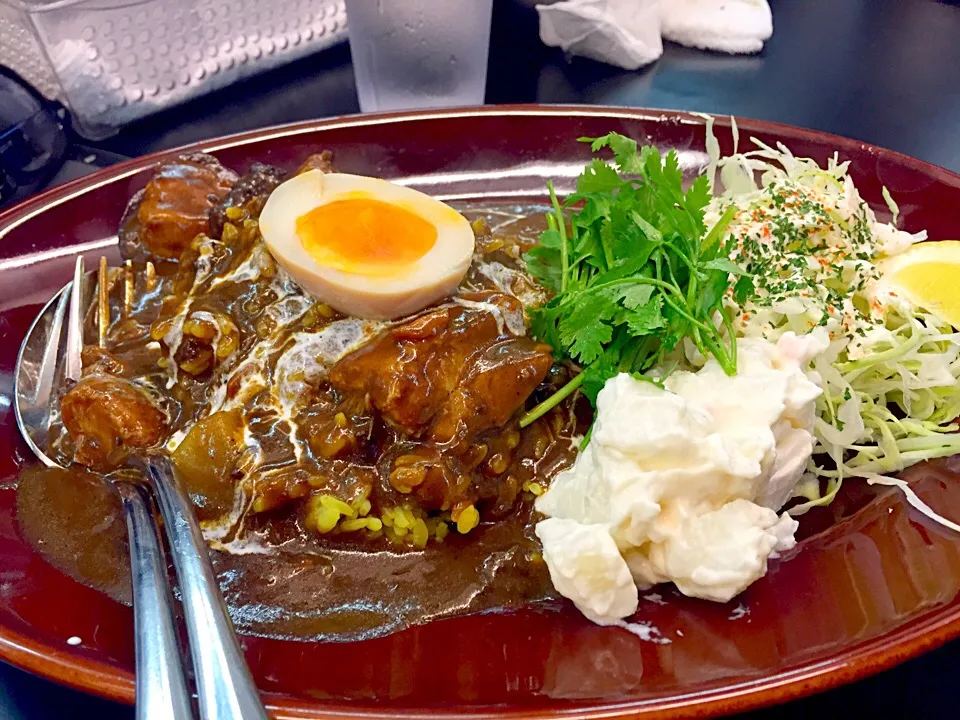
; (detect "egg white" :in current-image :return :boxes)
[259,171,475,320]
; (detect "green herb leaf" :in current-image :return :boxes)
[615,283,656,310]
[523,227,564,293]
[521,133,755,425]
[566,320,614,366]
[581,133,643,173]
[683,175,712,224]
[734,274,756,305]
[576,159,623,195]
[701,257,749,276]
[618,296,664,334]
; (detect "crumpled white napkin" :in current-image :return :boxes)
[536,0,773,70]
[537,0,662,71]
[661,0,773,54]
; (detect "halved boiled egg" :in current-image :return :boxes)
[259,170,475,320]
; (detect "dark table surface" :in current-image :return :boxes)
[3,0,960,718]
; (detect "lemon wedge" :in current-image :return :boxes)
[878,240,960,328]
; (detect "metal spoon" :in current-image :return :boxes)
[14,257,269,720]
[15,257,194,720]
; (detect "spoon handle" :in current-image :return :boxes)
[143,456,270,720]
[116,482,194,720]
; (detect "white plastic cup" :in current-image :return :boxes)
[344,0,494,112]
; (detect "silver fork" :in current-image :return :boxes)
[14,256,269,720]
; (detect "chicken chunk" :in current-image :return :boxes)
[430,338,553,443]
[119,153,237,262]
[61,374,167,468]
[209,162,287,238]
[329,294,552,440]
[329,307,463,432]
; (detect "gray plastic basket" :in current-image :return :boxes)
[0,0,348,139]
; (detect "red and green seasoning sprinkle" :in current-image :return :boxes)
[719,178,884,339]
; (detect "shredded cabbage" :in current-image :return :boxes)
[882,186,900,226]
[795,309,960,514]
[860,472,960,533]
[701,117,960,529]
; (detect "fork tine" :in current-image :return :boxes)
[33,289,71,408]
[98,256,110,348]
[124,260,134,315]
[65,255,85,383]
[145,261,157,291]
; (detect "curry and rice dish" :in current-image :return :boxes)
[17,127,960,639]
[18,151,585,640]
[60,152,571,540]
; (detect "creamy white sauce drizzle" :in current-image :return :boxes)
[275,319,383,416]
[193,237,224,285]
[209,242,274,289]
[200,481,250,542]
[453,297,526,337]
[161,302,190,389]
[473,258,547,308]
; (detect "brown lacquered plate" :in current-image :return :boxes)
[2,106,960,719]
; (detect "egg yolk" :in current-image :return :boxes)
[296,196,438,274]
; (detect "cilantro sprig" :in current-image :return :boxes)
[519,133,750,428]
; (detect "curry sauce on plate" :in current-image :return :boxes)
[16,153,585,640]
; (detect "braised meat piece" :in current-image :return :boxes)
[328,307,463,432]
[326,293,553,514]
[430,339,553,443]
[61,374,167,468]
[209,162,287,238]
[119,153,237,262]
[79,346,131,377]
[328,293,552,441]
